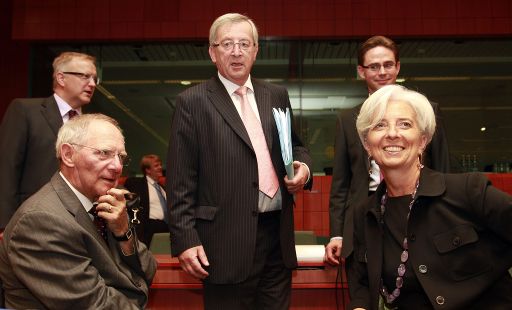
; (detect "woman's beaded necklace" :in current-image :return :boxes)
[379,178,420,304]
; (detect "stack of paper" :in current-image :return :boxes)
[295,245,325,263]
[272,108,294,178]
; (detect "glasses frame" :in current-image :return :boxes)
[70,143,131,166]
[211,39,256,52]
[361,61,397,72]
[62,71,100,85]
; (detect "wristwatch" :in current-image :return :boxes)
[113,227,133,241]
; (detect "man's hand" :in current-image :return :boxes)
[284,161,309,193]
[324,238,343,266]
[96,188,130,237]
[178,246,210,280]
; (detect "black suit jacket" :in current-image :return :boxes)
[349,168,512,309]
[124,176,151,243]
[0,96,63,228]
[329,102,450,257]
[167,76,312,284]
[124,176,168,246]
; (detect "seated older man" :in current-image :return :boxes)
[0,113,156,309]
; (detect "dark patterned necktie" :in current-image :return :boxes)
[68,110,78,120]
[89,203,108,243]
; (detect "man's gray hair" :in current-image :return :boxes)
[56,113,123,159]
[209,13,259,46]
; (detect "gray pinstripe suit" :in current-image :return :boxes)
[167,76,312,284]
[0,173,157,309]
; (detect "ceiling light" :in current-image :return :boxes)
[480,127,486,132]
[180,80,191,85]
[396,78,406,83]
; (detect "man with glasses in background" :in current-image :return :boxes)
[324,36,450,284]
[167,13,312,309]
[0,51,98,237]
[0,113,156,309]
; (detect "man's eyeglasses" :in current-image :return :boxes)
[62,72,100,85]
[361,61,396,72]
[211,40,255,51]
[70,143,131,166]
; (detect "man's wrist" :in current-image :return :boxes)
[113,227,133,241]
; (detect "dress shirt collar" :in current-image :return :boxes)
[145,175,159,186]
[54,93,81,120]
[217,72,254,95]
[59,171,94,214]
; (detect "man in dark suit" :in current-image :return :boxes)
[0,51,97,233]
[324,36,450,271]
[124,154,170,246]
[167,13,313,310]
[0,113,156,309]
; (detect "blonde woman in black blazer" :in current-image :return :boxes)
[349,85,512,309]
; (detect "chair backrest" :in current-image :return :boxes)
[294,230,317,245]
[149,232,171,254]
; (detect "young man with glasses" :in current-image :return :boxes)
[324,36,451,285]
[167,13,312,309]
[0,113,156,309]
[0,51,97,236]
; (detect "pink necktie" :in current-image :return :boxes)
[236,86,279,198]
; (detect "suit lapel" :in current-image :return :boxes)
[207,77,254,150]
[253,80,274,152]
[41,96,63,136]
[51,173,111,252]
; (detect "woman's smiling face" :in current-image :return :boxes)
[364,100,427,173]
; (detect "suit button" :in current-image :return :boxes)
[252,211,258,217]
[418,265,428,274]
[136,281,142,287]
[436,296,445,305]
[452,236,461,247]
[409,234,416,242]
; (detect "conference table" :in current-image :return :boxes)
[148,254,349,310]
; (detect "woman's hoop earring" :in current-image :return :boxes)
[368,155,373,175]
[417,153,425,169]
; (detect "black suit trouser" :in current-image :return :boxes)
[203,211,292,310]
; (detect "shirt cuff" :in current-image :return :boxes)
[330,236,343,242]
[299,162,311,184]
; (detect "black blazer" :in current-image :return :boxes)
[329,102,450,257]
[0,96,63,228]
[349,168,512,309]
[167,76,312,284]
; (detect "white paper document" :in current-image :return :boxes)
[272,107,294,179]
[295,245,325,263]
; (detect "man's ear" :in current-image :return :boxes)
[55,72,66,87]
[60,143,76,167]
[208,46,217,63]
[357,65,366,80]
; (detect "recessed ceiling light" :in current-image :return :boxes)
[480,127,486,132]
